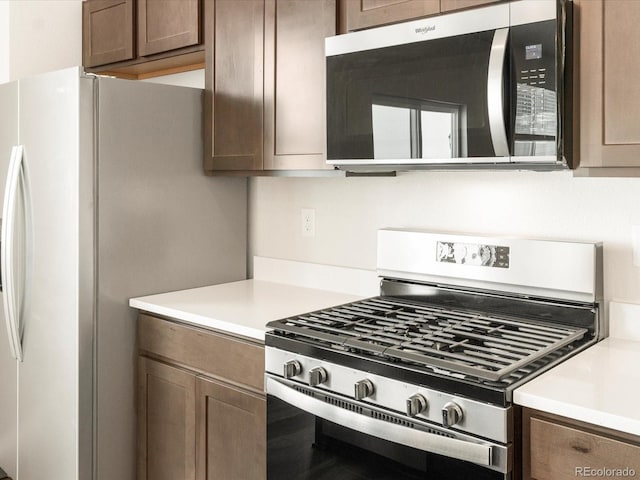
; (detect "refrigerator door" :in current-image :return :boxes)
[0,79,18,480]
[16,67,84,480]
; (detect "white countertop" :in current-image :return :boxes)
[514,302,640,436]
[129,279,364,341]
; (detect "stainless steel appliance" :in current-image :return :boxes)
[0,67,247,480]
[325,0,573,172]
[266,229,603,479]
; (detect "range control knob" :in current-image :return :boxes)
[308,366,328,387]
[406,394,428,417]
[283,360,302,379]
[442,402,463,428]
[354,379,374,400]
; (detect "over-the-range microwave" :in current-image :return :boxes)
[325,0,572,172]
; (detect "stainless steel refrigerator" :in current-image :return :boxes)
[0,67,247,480]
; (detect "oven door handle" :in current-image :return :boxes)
[266,376,494,468]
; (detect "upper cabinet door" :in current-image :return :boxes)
[83,0,135,67]
[577,0,640,169]
[440,0,500,13]
[341,0,439,32]
[263,0,336,170]
[138,0,201,57]
[204,0,265,172]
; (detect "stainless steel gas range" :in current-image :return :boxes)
[265,229,604,480]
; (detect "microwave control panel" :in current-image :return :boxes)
[511,20,556,91]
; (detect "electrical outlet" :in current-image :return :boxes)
[301,208,315,237]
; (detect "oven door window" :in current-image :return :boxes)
[327,30,503,162]
[267,395,505,480]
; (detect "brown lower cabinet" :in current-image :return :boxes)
[137,313,266,480]
[522,408,640,480]
[137,357,196,480]
[196,377,266,480]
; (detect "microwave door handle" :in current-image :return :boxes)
[1,145,24,361]
[487,28,510,158]
[266,376,494,468]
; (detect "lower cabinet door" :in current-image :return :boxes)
[196,376,266,480]
[137,356,196,480]
[523,408,640,480]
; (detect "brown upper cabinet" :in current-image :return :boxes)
[574,0,640,173]
[204,0,336,174]
[83,0,203,78]
[263,0,336,170]
[83,0,135,67]
[341,0,439,32]
[203,0,265,172]
[138,0,200,56]
[440,0,501,14]
[340,0,501,32]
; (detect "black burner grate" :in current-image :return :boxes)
[270,296,586,382]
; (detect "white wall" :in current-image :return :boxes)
[142,68,205,88]
[9,0,83,80]
[0,2,9,83]
[249,171,640,305]
[1,0,202,87]
[0,0,82,83]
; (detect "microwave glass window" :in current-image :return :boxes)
[515,84,556,136]
[327,29,499,161]
[371,104,412,159]
[421,110,454,158]
[371,96,466,159]
[420,104,466,159]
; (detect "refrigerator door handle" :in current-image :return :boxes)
[2,145,25,361]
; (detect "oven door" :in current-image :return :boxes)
[266,376,512,480]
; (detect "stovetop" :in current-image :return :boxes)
[267,230,603,407]
[266,292,597,406]
[267,296,587,382]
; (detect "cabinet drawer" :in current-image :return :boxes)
[138,314,264,392]
[529,417,640,480]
